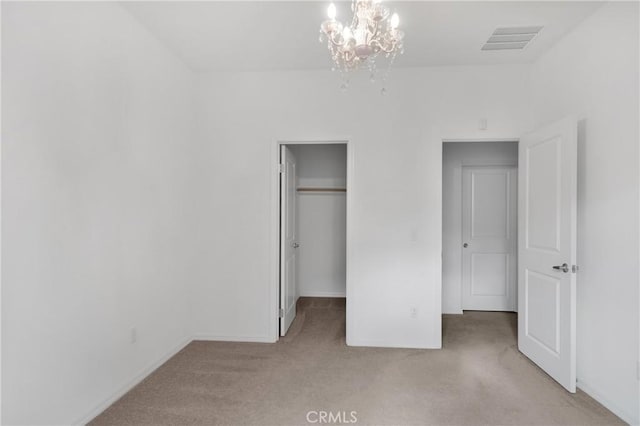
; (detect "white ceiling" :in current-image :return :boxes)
[121,1,604,71]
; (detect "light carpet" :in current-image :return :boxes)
[91,297,623,425]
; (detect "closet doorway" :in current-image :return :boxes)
[276,142,350,338]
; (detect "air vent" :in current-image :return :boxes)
[481,26,543,51]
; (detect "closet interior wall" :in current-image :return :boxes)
[289,144,347,299]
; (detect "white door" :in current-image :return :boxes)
[280,145,298,336]
[462,166,517,311]
[518,116,577,392]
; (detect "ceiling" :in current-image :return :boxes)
[121,1,604,72]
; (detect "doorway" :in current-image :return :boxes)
[442,141,519,314]
[278,143,348,337]
[442,117,578,393]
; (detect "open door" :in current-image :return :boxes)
[280,145,298,336]
[518,116,577,392]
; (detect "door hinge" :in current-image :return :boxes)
[279,308,284,318]
[278,164,285,174]
[572,265,579,273]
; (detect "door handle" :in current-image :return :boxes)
[463,243,468,248]
[552,263,569,273]
[292,242,299,248]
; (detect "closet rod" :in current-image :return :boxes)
[297,187,346,192]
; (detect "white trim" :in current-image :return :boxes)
[443,138,519,143]
[348,338,440,350]
[193,334,274,343]
[0,4,4,421]
[577,379,638,425]
[270,137,354,344]
[299,291,346,298]
[75,336,192,425]
[460,160,518,167]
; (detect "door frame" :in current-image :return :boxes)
[441,138,520,314]
[269,138,354,343]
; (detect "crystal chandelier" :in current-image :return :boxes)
[319,0,404,92]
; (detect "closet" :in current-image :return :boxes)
[279,143,347,335]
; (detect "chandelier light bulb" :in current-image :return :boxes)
[343,26,353,41]
[390,13,399,29]
[327,3,337,20]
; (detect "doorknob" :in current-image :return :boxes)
[463,243,468,248]
[292,242,299,248]
[552,263,569,273]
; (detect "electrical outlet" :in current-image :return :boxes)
[410,307,418,318]
[130,327,137,344]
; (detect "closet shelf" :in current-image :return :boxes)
[297,187,346,193]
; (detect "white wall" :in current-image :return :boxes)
[1,3,198,424]
[442,142,518,314]
[192,65,531,347]
[529,2,639,424]
[4,2,636,424]
[290,144,347,298]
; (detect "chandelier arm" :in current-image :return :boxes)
[327,32,344,48]
[368,20,380,46]
[380,43,397,54]
[329,39,342,49]
[372,39,397,54]
[343,49,356,63]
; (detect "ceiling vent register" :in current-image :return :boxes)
[482,26,543,51]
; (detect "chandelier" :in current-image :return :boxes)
[319,0,404,92]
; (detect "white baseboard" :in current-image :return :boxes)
[193,333,274,343]
[347,338,440,349]
[75,336,192,425]
[577,379,638,425]
[299,291,346,298]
